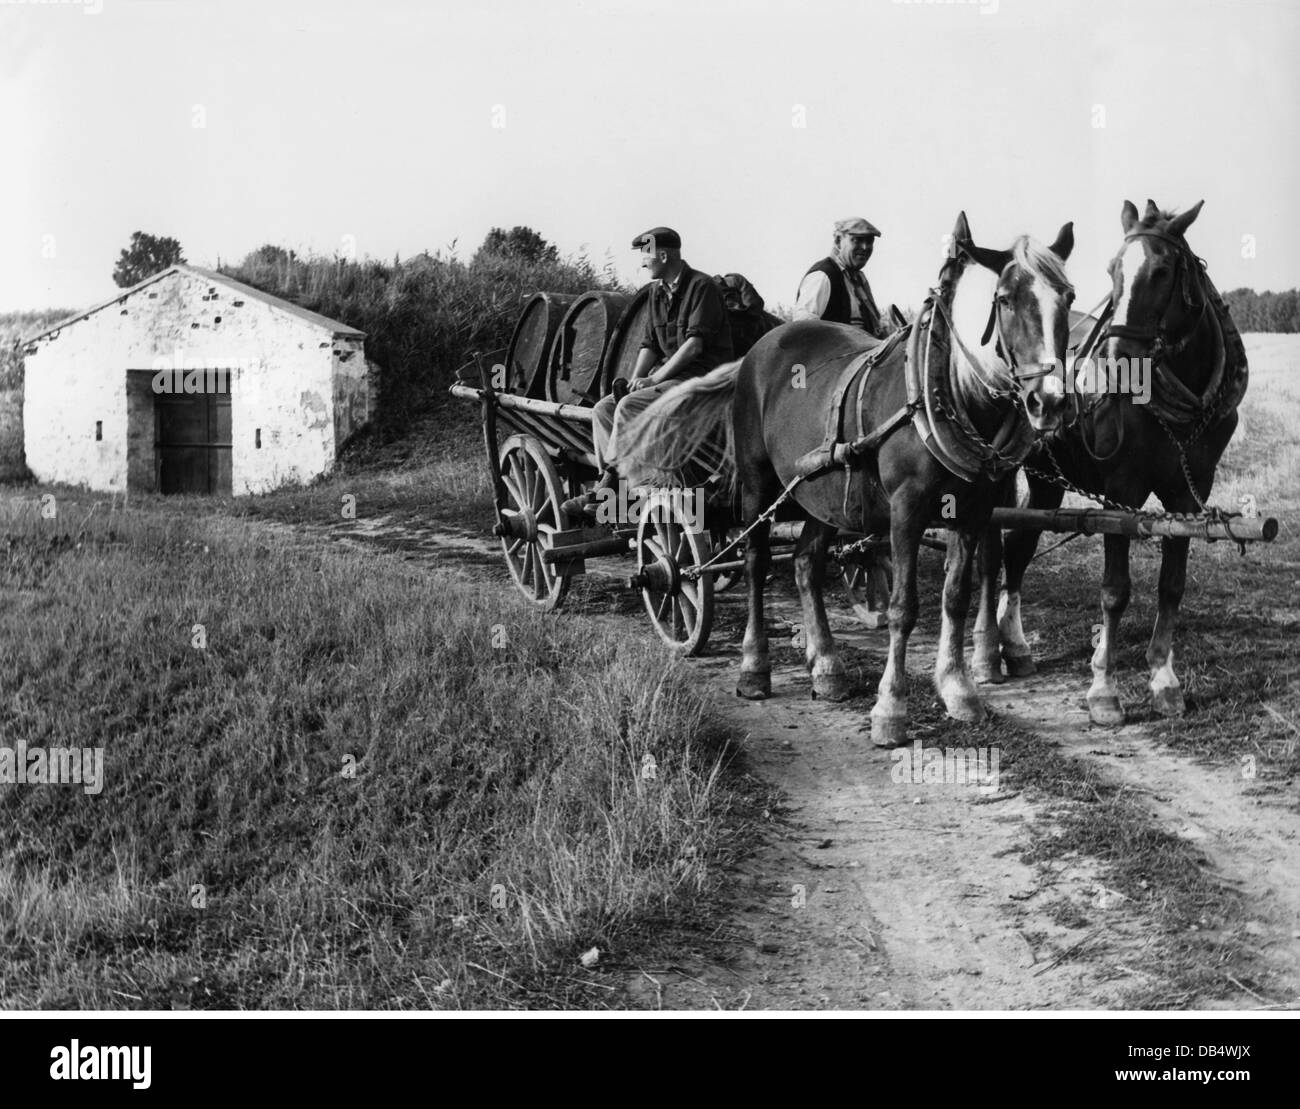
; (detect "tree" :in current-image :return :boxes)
[474,225,557,265]
[112,231,186,288]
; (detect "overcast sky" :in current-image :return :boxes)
[2,0,1297,315]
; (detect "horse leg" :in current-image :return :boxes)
[935,527,986,721]
[871,501,925,747]
[999,477,1063,677]
[1087,533,1131,726]
[1147,535,1190,716]
[971,525,1004,684]
[793,518,850,701]
[736,507,773,700]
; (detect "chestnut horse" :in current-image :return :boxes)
[982,200,1247,725]
[615,213,1077,746]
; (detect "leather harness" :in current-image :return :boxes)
[790,276,1041,486]
[1062,225,1248,462]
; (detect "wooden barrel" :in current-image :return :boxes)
[505,292,576,397]
[598,284,653,398]
[546,291,630,405]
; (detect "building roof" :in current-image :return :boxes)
[22,264,366,344]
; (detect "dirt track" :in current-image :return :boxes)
[320,514,1300,1010]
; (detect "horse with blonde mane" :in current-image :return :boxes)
[615,212,1077,747]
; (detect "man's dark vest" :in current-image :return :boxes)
[804,257,883,335]
[805,257,853,325]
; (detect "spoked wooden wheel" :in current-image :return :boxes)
[497,434,570,611]
[842,554,892,628]
[634,490,714,655]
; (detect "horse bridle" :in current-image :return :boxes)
[1102,226,1207,362]
[975,263,1068,389]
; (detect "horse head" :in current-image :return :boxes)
[1105,199,1206,366]
[951,212,1075,432]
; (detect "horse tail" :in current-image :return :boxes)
[610,359,741,488]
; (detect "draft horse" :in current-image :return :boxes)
[615,213,1077,746]
[984,199,1248,725]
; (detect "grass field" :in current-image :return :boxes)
[0,331,1293,1009]
[0,494,751,1009]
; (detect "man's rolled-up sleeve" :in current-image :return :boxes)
[639,308,663,358]
[683,281,727,341]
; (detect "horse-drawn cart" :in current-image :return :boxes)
[452,284,1279,661]
[450,287,905,654]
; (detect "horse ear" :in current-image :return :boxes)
[1144,199,1161,221]
[963,243,1013,274]
[1121,200,1139,233]
[953,211,972,244]
[1049,221,1075,261]
[1166,200,1205,239]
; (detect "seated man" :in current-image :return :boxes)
[563,226,734,519]
[794,216,890,338]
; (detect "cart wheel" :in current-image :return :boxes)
[497,434,570,612]
[843,555,892,628]
[709,527,744,592]
[635,490,714,655]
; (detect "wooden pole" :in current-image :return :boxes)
[989,506,1278,543]
[451,383,596,424]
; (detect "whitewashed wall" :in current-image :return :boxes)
[23,270,365,495]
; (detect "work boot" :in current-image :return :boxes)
[560,491,598,520]
[561,469,616,522]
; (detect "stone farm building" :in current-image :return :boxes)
[22,265,373,496]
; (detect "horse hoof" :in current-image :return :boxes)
[946,698,986,723]
[1088,695,1125,727]
[972,661,1005,685]
[870,712,907,748]
[811,672,852,702]
[736,672,771,700]
[1002,652,1036,678]
[1152,686,1186,717]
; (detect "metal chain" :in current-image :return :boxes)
[931,395,1030,477]
[1024,442,1144,513]
[1151,409,1216,517]
[835,534,888,559]
[679,474,805,581]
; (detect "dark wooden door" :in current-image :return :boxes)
[157,385,232,494]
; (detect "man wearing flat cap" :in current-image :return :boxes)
[563,226,733,518]
[794,217,888,338]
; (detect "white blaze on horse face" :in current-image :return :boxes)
[1111,240,1146,330]
[1034,281,1065,370]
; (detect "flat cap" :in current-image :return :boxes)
[834,217,882,238]
[631,226,682,251]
